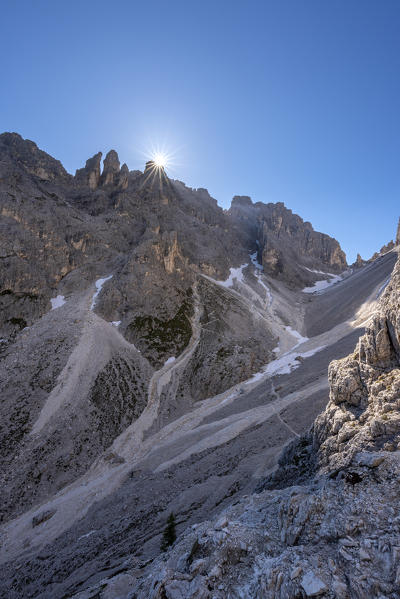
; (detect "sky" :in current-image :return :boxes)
[1,0,399,263]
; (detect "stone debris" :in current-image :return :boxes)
[300,571,327,596]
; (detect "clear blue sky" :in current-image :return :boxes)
[1,0,399,262]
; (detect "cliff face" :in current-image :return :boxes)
[229,197,347,287]
[0,134,279,523]
[0,132,345,358]
[313,253,400,471]
[0,133,242,339]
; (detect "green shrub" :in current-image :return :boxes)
[161,512,176,552]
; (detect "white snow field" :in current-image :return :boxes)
[90,275,113,310]
[50,295,66,310]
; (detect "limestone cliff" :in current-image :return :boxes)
[229,197,347,288]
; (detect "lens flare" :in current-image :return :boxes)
[153,153,167,168]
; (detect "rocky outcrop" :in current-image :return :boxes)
[355,252,364,267]
[74,151,102,189]
[0,132,70,182]
[119,163,129,189]
[313,252,400,472]
[101,149,120,185]
[364,240,396,264]
[75,154,130,190]
[229,198,347,288]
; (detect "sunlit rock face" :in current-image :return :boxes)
[74,151,102,189]
[100,149,120,185]
[313,255,400,471]
[0,132,70,181]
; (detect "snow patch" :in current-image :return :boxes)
[245,345,327,384]
[218,264,248,288]
[302,273,344,294]
[250,252,272,306]
[376,278,390,298]
[50,295,66,310]
[285,326,308,347]
[78,530,96,541]
[111,321,121,327]
[257,277,272,305]
[91,275,113,310]
[303,266,333,275]
[164,356,176,366]
[250,251,263,271]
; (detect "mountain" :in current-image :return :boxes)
[0,133,397,598]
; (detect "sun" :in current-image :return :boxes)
[153,152,168,168]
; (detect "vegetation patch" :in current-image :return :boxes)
[8,317,27,329]
[128,299,193,366]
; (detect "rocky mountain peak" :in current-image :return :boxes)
[74,151,102,189]
[0,131,69,181]
[229,195,347,285]
[396,217,400,245]
[144,160,156,171]
[142,160,170,192]
[231,195,253,208]
[74,151,132,190]
[101,149,121,186]
[119,163,129,189]
[356,252,364,266]
[144,159,166,175]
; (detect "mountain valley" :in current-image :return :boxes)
[0,133,399,599]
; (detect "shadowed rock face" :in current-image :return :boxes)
[229,197,347,286]
[0,132,70,182]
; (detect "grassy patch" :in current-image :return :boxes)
[128,299,193,364]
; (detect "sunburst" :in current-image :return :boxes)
[153,152,168,168]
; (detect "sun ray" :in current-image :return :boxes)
[153,152,167,168]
